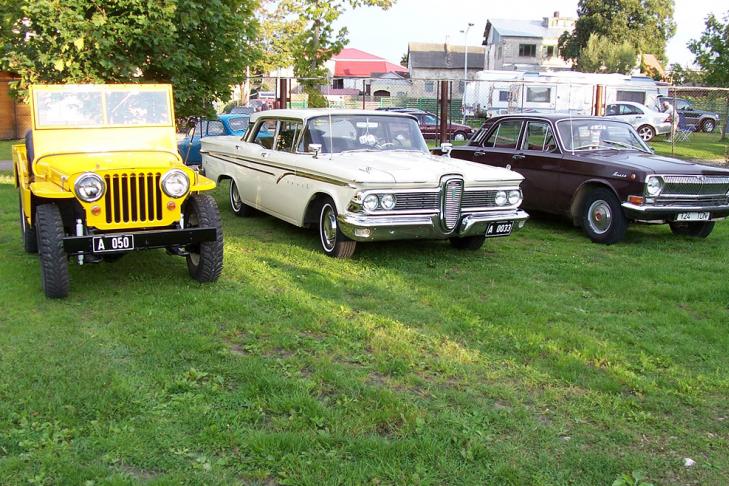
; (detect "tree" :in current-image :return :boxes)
[687,12,729,87]
[400,52,408,68]
[0,0,259,117]
[560,0,676,65]
[688,11,729,140]
[277,0,395,107]
[576,34,636,74]
[667,63,705,86]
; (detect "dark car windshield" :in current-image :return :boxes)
[556,119,650,153]
[298,115,429,154]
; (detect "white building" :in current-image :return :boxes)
[483,12,575,72]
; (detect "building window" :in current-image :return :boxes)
[497,46,503,59]
[458,80,465,93]
[332,79,344,89]
[546,45,555,58]
[526,87,551,103]
[498,91,510,102]
[616,90,646,104]
[424,81,435,93]
[519,44,536,57]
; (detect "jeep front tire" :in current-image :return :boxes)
[184,194,224,282]
[35,203,70,298]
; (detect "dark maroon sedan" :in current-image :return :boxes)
[439,114,729,244]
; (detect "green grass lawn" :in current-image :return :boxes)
[0,140,21,161]
[649,132,729,163]
[1,175,729,485]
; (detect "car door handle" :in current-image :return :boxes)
[512,154,525,160]
[474,151,486,157]
[260,152,269,158]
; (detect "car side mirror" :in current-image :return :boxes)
[309,143,322,158]
[440,142,453,157]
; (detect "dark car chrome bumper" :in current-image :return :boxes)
[621,202,729,221]
[337,209,529,241]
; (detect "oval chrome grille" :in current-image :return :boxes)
[441,178,464,231]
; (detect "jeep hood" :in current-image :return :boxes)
[35,150,183,178]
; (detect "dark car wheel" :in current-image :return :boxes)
[453,131,467,142]
[580,188,628,244]
[637,125,655,142]
[319,198,356,258]
[19,193,37,253]
[449,235,485,250]
[35,203,69,298]
[669,221,715,238]
[185,194,224,282]
[229,179,254,217]
[700,119,716,133]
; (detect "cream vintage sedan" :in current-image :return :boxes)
[201,109,528,258]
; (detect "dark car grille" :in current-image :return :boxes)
[104,173,163,224]
[441,178,464,231]
[655,195,729,207]
[662,176,729,197]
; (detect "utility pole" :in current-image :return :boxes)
[461,22,474,124]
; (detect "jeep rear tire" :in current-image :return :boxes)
[185,194,224,282]
[669,221,715,238]
[19,193,37,253]
[35,203,69,298]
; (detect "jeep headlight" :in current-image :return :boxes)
[161,169,190,198]
[495,190,508,206]
[75,173,105,202]
[507,189,522,206]
[645,176,663,196]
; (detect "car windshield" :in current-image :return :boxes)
[34,87,172,128]
[299,115,428,154]
[556,119,650,153]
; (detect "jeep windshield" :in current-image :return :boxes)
[557,119,650,153]
[299,115,429,154]
[34,86,172,129]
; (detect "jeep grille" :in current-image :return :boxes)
[104,173,163,224]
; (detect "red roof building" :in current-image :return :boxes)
[331,48,408,78]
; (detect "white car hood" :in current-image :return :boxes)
[332,151,522,185]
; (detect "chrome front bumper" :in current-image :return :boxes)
[622,202,729,221]
[338,209,530,241]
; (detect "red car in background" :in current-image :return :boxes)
[377,108,474,141]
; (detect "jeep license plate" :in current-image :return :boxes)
[485,221,513,238]
[675,212,710,222]
[92,234,135,253]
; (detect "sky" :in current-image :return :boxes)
[333,0,728,67]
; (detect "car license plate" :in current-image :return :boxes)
[675,212,710,222]
[92,234,135,253]
[485,221,513,237]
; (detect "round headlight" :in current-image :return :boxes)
[75,173,105,202]
[495,190,507,206]
[645,176,663,196]
[363,194,379,211]
[380,194,396,210]
[508,189,522,205]
[161,169,190,198]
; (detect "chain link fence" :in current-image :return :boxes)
[226,75,728,159]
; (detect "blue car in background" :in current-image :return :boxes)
[178,114,250,165]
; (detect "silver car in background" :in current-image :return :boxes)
[604,101,672,141]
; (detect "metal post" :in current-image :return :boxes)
[461,22,474,124]
[278,78,288,109]
[439,80,449,145]
[672,89,676,156]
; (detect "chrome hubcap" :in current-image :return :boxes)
[639,127,652,141]
[588,200,612,234]
[454,133,465,141]
[320,204,337,251]
[230,182,242,211]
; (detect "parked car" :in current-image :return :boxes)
[604,101,671,141]
[178,114,250,165]
[13,84,224,298]
[201,109,529,257]
[376,108,474,141]
[439,114,729,244]
[657,96,721,133]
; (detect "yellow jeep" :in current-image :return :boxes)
[13,84,223,298]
